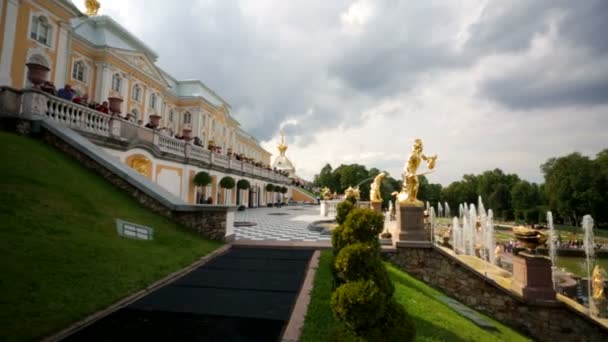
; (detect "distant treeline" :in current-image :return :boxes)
[313,149,608,228]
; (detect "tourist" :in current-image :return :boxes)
[137,120,143,126]
[40,81,57,96]
[193,136,202,146]
[206,196,213,204]
[73,93,89,106]
[96,101,109,114]
[57,84,74,100]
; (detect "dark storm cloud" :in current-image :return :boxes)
[112,0,607,139]
[469,0,608,109]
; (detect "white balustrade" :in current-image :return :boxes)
[214,154,229,168]
[190,145,211,163]
[157,134,186,156]
[46,95,111,137]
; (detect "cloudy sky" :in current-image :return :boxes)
[75,0,608,185]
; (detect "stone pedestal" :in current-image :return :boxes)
[320,200,327,217]
[397,205,428,241]
[371,201,382,213]
[512,252,555,301]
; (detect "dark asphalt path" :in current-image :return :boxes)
[64,247,314,342]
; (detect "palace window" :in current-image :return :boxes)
[149,93,156,109]
[111,74,122,92]
[72,61,86,82]
[132,108,139,118]
[132,84,141,102]
[30,16,51,46]
[169,110,174,122]
[183,111,192,124]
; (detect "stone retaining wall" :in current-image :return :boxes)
[40,130,230,241]
[385,244,608,341]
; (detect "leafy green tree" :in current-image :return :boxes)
[333,164,370,193]
[541,152,601,226]
[219,176,235,189]
[511,180,540,212]
[418,175,442,204]
[193,171,212,187]
[313,163,339,191]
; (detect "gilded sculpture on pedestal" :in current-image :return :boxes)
[344,186,360,200]
[370,172,386,203]
[85,0,101,16]
[396,139,437,206]
[320,186,332,200]
[592,265,606,300]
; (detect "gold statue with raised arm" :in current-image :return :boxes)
[344,186,360,200]
[370,172,386,203]
[592,265,606,300]
[397,139,437,207]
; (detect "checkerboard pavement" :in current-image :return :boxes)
[234,205,333,242]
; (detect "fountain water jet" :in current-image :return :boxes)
[485,209,496,264]
[583,215,595,314]
[438,202,443,218]
[429,207,436,243]
[445,202,451,219]
[452,217,460,253]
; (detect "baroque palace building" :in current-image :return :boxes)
[0,0,316,206]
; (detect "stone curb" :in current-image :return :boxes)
[281,250,321,342]
[42,244,232,342]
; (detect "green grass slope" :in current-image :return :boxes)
[301,250,530,342]
[0,132,222,341]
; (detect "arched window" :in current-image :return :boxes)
[30,16,51,46]
[72,61,86,82]
[149,93,156,109]
[132,84,141,101]
[183,111,192,124]
[169,110,174,122]
[111,74,121,92]
[131,108,139,118]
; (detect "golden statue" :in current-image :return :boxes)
[370,172,386,203]
[344,186,360,200]
[396,139,437,206]
[129,156,151,177]
[320,186,332,200]
[85,0,100,16]
[592,265,606,300]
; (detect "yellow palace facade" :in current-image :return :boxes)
[0,0,293,206]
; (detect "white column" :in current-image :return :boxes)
[120,75,129,113]
[95,63,111,102]
[0,0,20,86]
[194,109,202,139]
[53,23,70,87]
[142,87,149,121]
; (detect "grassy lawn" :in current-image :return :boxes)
[301,250,530,342]
[0,132,222,341]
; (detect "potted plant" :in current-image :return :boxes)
[193,171,212,204]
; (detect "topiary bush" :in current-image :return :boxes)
[265,183,274,192]
[219,176,235,189]
[330,207,415,341]
[345,194,357,205]
[237,179,250,190]
[330,279,387,335]
[340,208,384,246]
[336,200,355,225]
[193,171,212,187]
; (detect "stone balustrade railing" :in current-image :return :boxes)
[2,88,290,185]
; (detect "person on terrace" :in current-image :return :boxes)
[96,101,109,114]
[57,84,74,100]
[40,81,57,96]
[73,93,89,106]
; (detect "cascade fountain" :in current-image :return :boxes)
[459,203,464,219]
[452,217,460,253]
[426,201,430,211]
[583,215,595,314]
[429,207,436,243]
[468,204,477,256]
[485,209,496,264]
[445,202,450,218]
[463,215,471,255]
[438,202,443,218]
[477,197,487,259]
[547,211,558,289]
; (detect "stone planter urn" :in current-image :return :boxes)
[150,114,161,127]
[108,97,123,114]
[182,128,192,141]
[25,63,50,88]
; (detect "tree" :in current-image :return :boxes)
[313,163,339,192]
[237,179,250,190]
[219,176,235,189]
[418,175,442,205]
[193,171,212,204]
[542,152,602,226]
[193,171,212,187]
[333,164,370,193]
[511,180,540,211]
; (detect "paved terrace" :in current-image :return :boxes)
[234,205,332,243]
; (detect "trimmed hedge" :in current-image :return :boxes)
[193,171,212,187]
[266,183,274,192]
[237,179,250,190]
[336,200,355,225]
